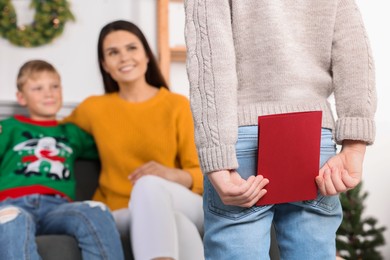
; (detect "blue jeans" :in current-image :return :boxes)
[203,127,342,260]
[0,195,124,260]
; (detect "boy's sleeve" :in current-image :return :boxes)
[0,123,5,159]
[65,124,99,160]
[76,127,99,160]
[0,119,11,159]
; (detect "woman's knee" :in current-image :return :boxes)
[130,176,172,214]
[132,175,167,198]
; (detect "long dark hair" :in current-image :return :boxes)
[97,20,168,93]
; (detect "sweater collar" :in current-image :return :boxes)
[113,87,168,106]
[14,115,58,127]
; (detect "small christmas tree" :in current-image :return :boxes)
[336,182,386,260]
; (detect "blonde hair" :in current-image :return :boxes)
[17,60,60,91]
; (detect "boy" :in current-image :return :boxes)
[0,60,124,260]
[185,0,375,259]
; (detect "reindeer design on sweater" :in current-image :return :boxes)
[13,131,73,180]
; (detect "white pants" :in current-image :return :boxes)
[113,176,204,260]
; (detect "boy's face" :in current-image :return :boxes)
[16,71,63,121]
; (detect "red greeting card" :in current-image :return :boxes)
[256,111,322,206]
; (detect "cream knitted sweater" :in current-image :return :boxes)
[185,0,377,173]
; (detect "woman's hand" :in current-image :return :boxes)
[129,161,193,188]
[208,170,269,208]
[316,140,366,196]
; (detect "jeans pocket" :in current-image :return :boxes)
[206,180,268,220]
[205,126,269,220]
[292,193,340,214]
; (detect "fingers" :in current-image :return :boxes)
[340,169,360,189]
[316,167,360,196]
[319,161,331,175]
[218,174,269,207]
[226,175,258,203]
[238,176,269,207]
[317,168,342,195]
[331,168,348,191]
[129,161,165,184]
[128,171,141,184]
[315,169,327,195]
[128,164,152,184]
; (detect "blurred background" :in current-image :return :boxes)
[0,0,389,257]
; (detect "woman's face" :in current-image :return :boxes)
[101,30,149,86]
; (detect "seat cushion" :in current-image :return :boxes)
[36,235,82,260]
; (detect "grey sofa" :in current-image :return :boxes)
[35,159,134,260]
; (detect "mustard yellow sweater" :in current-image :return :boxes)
[64,88,203,210]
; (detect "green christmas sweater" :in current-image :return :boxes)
[0,115,98,201]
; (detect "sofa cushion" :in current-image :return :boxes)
[36,235,82,260]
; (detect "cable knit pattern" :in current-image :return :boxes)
[185,0,240,173]
[185,0,377,173]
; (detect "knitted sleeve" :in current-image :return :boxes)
[332,0,377,144]
[185,0,239,173]
[66,124,99,160]
[0,118,11,159]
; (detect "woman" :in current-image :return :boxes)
[64,20,204,260]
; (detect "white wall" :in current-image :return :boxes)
[0,0,188,101]
[1,0,131,102]
[0,0,389,257]
[0,0,154,102]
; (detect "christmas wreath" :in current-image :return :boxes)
[0,0,74,47]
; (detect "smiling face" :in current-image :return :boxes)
[101,30,149,88]
[16,71,62,121]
